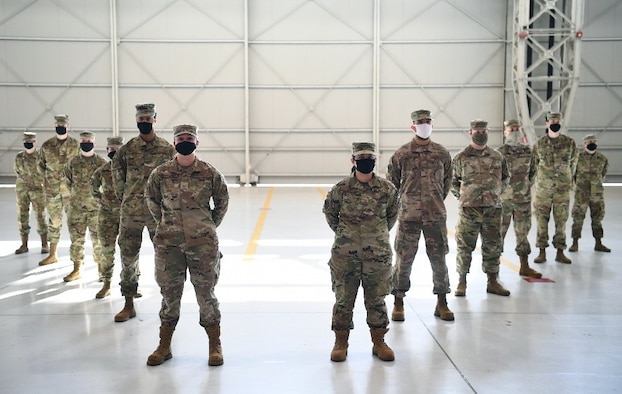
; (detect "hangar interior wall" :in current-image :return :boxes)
[0,0,620,183]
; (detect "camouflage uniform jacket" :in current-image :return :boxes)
[498,144,536,204]
[112,135,175,214]
[92,161,121,209]
[387,139,452,223]
[323,173,399,249]
[64,154,107,211]
[146,158,229,247]
[533,134,578,193]
[38,137,80,193]
[15,150,44,189]
[574,151,608,195]
[451,145,509,208]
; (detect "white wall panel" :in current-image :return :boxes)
[0,0,621,181]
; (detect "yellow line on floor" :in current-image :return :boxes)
[316,187,327,199]
[244,187,275,258]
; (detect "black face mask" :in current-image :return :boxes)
[107,151,116,160]
[549,123,561,132]
[355,158,375,174]
[587,143,597,151]
[137,122,153,135]
[175,141,196,156]
[55,126,67,135]
[23,142,34,149]
[80,142,94,152]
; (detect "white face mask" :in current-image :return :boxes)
[414,123,433,139]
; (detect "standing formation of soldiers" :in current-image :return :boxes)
[12,107,611,365]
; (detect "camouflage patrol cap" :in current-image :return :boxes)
[470,119,488,129]
[411,109,432,122]
[546,112,562,121]
[79,131,95,139]
[107,136,124,147]
[173,124,198,139]
[54,114,69,124]
[22,132,37,142]
[583,134,597,142]
[352,142,376,156]
[135,103,156,117]
[504,119,520,128]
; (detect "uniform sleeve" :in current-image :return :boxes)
[570,141,579,179]
[91,167,103,201]
[450,155,461,200]
[63,161,73,188]
[386,154,401,190]
[145,169,162,224]
[111,147,126,201]
[13,155,22,177]
[211,172,229,228]
[500,156,510,195]
[443,151,452,200]
[322,185,341,232]
[528,150,537,189]
[602,155,609,179]
[386,184,399,231]
[37,147,46,177]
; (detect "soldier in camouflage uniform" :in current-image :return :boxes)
[532,112,578,264]
[145,124,229,367]
[387,109,454,322]
[498,119,541,278]
[62,131,107,282]
[111,103,175,322]
[38,114,80,265]
[14,132,48,254]
[91,136,124,298]
[451,120,510,297]
[568,134,610,253]
[323,142,398,362]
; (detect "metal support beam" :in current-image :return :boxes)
[512,0,585,144]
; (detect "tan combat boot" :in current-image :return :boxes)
[40,234,49,254]
[15,235,28,254]
[594,239,611,253]
[434,294,454,321]
[206,324,224,366]
[518,254,542,278]
[555,249,571,264]
[63,261,82,282]
[391,295,405,321]
[95,279,111,299]
[533,248,546,263]
[486,273,510,296]
[370,328,394,361]
[147,325,174,366]
[330,330,349,362]
[568,238,579,252]
[39,243,58,266]
[454,274,467,297]
[114,296,136,322]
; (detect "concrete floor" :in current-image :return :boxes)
[0,184,621,394]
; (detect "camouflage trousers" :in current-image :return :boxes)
[501,201,532,255]
[16,184,47,237]
[534,187,570,249]
[45,189,71,244]
[329,246,393,330]
[118,213,156,296]
[571,191,605,239]
[392,220,450,296]
[97,206,120,280]
[455,207,502,275]
[155,243,221,328]
[67,206,102,266]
